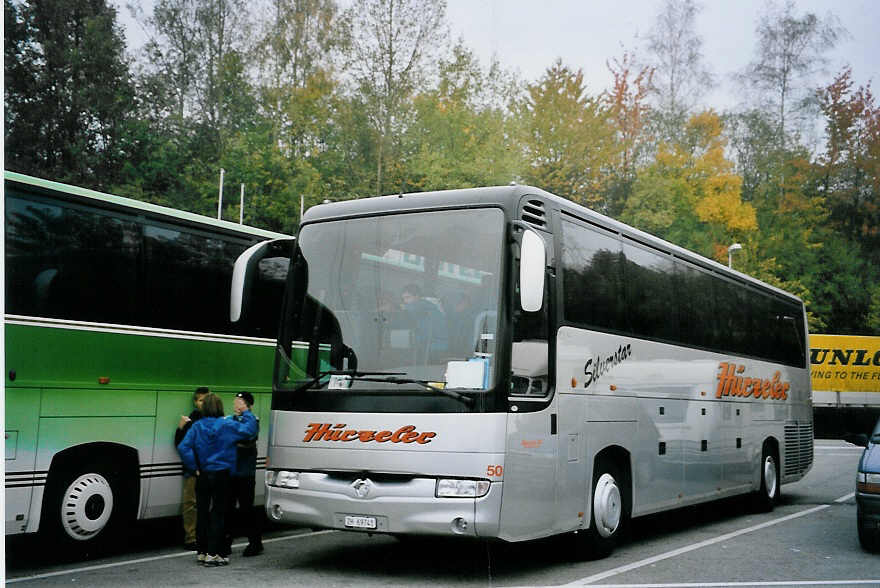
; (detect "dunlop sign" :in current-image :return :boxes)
[810,334,880,392]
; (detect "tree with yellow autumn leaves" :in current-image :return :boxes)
[621,110,757,261]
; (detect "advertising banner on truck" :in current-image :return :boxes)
[810,334,880,393]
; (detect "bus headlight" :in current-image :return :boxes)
[436,479,490,498]
[268,470,300,489]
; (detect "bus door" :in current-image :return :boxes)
[501,359,558,541]
[498,222,559,540]
[4,384,40,534]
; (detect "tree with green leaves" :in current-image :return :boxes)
[815,67,880,263]
[344,0,448,195]
[867,284,880,335]
[403,43,522,191]
[253,0,343,157]
[621,111,756,260]
[516,60,614,210]
[137,0,254,156]
[604,51,654,216]
[739,0,846,146]
[641,0,715,145]
[5,0,135,189]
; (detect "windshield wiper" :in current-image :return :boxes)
[290,370,475,407]
[291,369,405,394]
[352,376,475,407]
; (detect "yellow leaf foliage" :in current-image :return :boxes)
[696,189,757,232]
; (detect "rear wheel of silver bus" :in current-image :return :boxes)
[752,441,780,513]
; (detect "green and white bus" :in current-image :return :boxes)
[4,171,288,550]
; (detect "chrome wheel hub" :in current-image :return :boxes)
[763,456,778,499]
[593,473,622,538]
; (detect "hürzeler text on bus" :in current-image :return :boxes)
[233,184,812,559]
[715,363,791,400]
[303,423,437,444]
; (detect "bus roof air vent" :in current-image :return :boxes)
[521,199,546,229]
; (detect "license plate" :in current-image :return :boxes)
[344,515,377,529]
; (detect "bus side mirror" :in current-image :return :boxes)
[230,238,294,322]
[520,229,546,313]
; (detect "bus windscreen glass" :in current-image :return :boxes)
[275,208,505,408]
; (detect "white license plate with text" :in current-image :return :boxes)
[344,515,377,529]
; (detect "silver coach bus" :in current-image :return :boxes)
[232,184,813,557]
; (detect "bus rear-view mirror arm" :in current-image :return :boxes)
[230,237,295,322]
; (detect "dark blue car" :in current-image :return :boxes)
[856,416,880,551]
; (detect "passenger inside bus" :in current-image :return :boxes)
[399,283,448,363]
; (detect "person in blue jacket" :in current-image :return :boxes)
[222,391,263,557]
[177,392,257,566]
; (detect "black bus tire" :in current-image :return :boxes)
[576,459,628,560]
[753,443,780,513]
[41,459,132,554]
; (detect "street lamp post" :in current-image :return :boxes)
[728,243,742,269]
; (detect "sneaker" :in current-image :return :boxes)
[197,553,207,564]
[242,542,264,557]
[204,554,229,567]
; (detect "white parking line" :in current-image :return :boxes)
[560,492,858,587]
[5,529,335,584]
[579,582,880,587]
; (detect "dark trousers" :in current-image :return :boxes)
[226,475,261,547]
[196,470,230,555]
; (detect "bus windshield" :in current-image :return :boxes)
[275,208,505,409]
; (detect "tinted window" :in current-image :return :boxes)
[561,220,624,330]
[774,299,806,366]
[143,223,249,334]
[674,261,717,349]
[621,241,677,341]
[6,189,280,338]
[714,278,752,356]
[6,194,141,324]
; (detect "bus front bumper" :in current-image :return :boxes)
[264,473,502,538]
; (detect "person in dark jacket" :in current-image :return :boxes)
[177,393,257,566]
[175,386,208,551]
[223,391,263,557]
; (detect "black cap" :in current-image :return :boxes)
[236,391,254,407]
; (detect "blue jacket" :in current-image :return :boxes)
[228,412,259,478]
[177,410,257,473]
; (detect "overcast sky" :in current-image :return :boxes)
[117,0,879,113]
[445,0,879,112]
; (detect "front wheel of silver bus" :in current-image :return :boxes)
[576,459,629,559]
